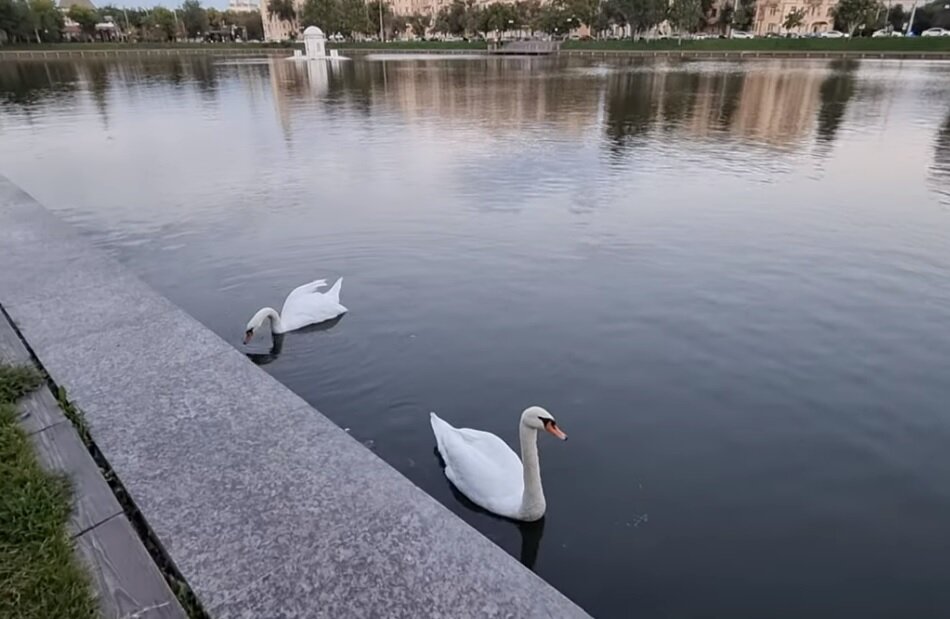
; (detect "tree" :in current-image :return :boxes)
[716,0,734,34]
[407,12,429,38]
[886,3,904,31]
[99,4,146,36]
[608,0,668,38]
[566,0,601,34]
[334,0,367,36]
[539,0,571,34]
[1,0,31,42]
[145,6,177,41]
[268,0,297,29]
[514,0,543,33]
[782,6,805,31]
[180,0,208,37]
[68,4,100,38]
[479,2,517,35]
[23,0,62,42]
[833,0,880,35]
[731,0,754,30]
[433,2,462,35]
[462,0,480,35]
[364,0,402,38]
[302,0,341,33]
[206,7,222,28]
[668,0,702,38]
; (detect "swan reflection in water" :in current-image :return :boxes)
[245,315,344,366]
[435,448,547,571]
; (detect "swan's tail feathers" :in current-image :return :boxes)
[429,412,451,455]
[327,277,344,304]
[288,279,327,299]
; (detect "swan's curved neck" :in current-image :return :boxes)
[519,424,545,520]
[253,307,283,334]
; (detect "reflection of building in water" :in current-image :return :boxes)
[266,57,603,137]
[730,67,823,145]
[383,60,601,136]
[266,58,860,155]
[604,62,825,149]
[266,58,339,138]
[931,111,950,207]
[815,60,857,144]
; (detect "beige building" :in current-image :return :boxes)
[229,0,259,13]
[753,0,837,36]
[261,0,301,41]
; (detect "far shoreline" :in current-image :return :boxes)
[2,38,950,61]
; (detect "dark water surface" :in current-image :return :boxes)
[3,55,950,618]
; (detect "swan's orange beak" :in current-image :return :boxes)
[243,329,254,345]
[545,422,568,441]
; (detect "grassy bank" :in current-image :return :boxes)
[0,41,296,51]
[561,37,950,52]
[3,37,950,55]
[331,40,487,50]
[0,364,96,619]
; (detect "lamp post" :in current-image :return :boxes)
[379,0,385,42]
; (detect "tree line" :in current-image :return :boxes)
[0,0,264,43]
[267,0,749,40]
[779,0,949,37]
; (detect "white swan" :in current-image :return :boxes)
[430,407,567,522]
[244,277,346,344]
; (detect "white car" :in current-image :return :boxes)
[921,27,950,37]
[731,30,754,39]
[820,30,848,38]
[872,28,903,37]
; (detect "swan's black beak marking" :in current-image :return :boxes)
[243,329,253,345]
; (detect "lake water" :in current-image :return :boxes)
[2,55,950,618]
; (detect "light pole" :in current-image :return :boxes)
[378,0,385,42]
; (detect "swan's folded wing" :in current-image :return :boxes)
[440,427,524,516]
[282,278,328,309]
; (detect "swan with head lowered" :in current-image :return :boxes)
[244,277,346,344]
[430,407,567,522]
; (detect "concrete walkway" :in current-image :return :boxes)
[0,175,588,617]
[0,313,187,619]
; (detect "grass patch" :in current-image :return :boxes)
[0,41,298,51]
[0,364,97,619]
[332,40,487,50]
[561,37,950,52]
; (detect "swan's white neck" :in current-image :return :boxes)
[519,424,546,521]
[251,307,284,334]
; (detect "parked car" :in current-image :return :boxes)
[730,30,754,39]
[872,29,903,37]
[921,27,950,37]
[820,30,848,38]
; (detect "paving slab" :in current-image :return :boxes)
[75,515,188,619]
[29,414,123,536]
[20,306,236,410]
[16,386,68,435]
[211,484,590,619]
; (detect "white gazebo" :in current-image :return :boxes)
[303,26,327,59]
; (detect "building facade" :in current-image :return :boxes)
[229,0,259,13]
[261,0,302,41]
[753,0,837,36]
